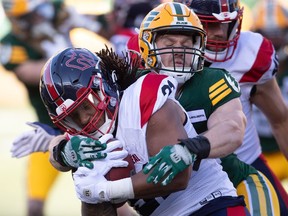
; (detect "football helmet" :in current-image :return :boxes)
[2,0,47,17]
[39,48,119,139]
[2,0,56,36]
[252,0,288,52]
[139,2,206,84]
[185,0,243,62]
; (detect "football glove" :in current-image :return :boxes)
[73,159,129,204]
[11,122,62,158]
[61,134,128,169]
[143,144,196,186]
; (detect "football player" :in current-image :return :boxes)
[142,0,288,215]
[0,0,102,215]
[133,1,281,215]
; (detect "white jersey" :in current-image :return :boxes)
[116,73,237,215]
[209,31,277,164]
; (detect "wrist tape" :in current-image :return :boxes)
[179,135,211,171]
[107,178,134,201]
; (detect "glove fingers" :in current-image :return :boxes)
[110,160,129,168]
[147,162,171,184]
[85,152,107,160]
[98,134,113,143]
[142,157,161,174]
[103,140,122,153]
[105,150,128,160]
[12,131,35,143]
[80,161,94,169]
[161,172,174,186]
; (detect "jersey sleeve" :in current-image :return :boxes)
[120,73,178,128]
[206,68,241,111]
[138,73,178,127]
[0,35,39,71]
[238,33,278,84]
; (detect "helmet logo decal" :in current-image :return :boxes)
[143,11,159,28]
[66,50,97,71]
[212,11,237,21]
[56,99,74,115]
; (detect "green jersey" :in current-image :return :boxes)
[178,67,257,187]
[0,1,65,126]
[0,29,52,125]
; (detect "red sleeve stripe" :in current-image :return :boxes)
[43,62,64,106]
[239,38,273,83]
[140,74,166,127]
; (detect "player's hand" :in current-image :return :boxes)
[143,144,196,186]
[61,134,110,169]
[61,134,128,169]
[11,122,62,158]
[73,159,129,204]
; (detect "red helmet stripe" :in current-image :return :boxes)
[44,61,64,106]
[219,0,229,12]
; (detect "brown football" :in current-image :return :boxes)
[104,138,135,208]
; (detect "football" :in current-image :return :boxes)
[104,138,135,180]
[104,138,135,208]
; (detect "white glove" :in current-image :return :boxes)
[102,135,128,161]
[73,158,129,204]
[11,122,62,158]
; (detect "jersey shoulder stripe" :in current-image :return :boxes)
[238,34,275,83]
[139,73,177,127]
[209,78,232,106]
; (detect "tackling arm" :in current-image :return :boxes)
[132,99,191,198]
[250,78,288,159]
[204,98,247,158]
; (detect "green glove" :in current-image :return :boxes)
[143,144,196,186]
[61,135,109,169]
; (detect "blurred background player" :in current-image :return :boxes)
[109,1,153,56]
[251,0,288,182]
[0,0,104,215]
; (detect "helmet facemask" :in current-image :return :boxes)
[196,8,243,62]
[52,74,119,139]
[144,28,206,85]
[153,31,204,84]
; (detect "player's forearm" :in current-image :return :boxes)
[271,117,288,159]
[131,167,190,198]
[204,110,246,158]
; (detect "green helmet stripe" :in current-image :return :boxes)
[174,3,184,21]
